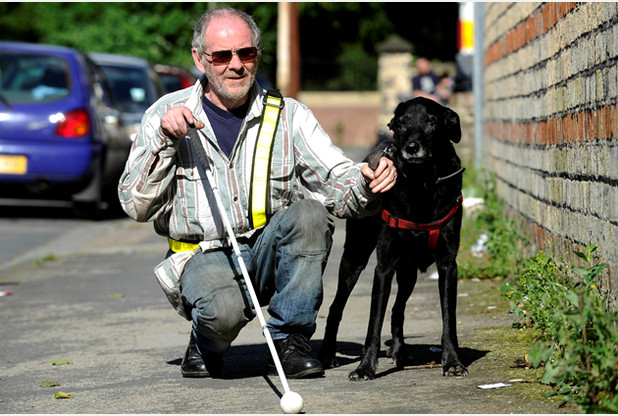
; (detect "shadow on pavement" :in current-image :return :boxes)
[0,196,128,221]
[166,342,270,380]
[164,339,488,381]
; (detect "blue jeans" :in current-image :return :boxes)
[179,199,334,355]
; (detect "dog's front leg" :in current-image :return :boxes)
[349,265,395,381]
[319,254,366,368]
[320,217,379,369]
[388,265,418,367]
[437,258,468,376]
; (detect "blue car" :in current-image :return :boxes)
[0,42,128,216]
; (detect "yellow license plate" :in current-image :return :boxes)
[0,155,28,175]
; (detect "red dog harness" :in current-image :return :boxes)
[381,194,463,250]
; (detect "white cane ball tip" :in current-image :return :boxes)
[280,391,303,414]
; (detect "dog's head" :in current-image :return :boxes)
[387,97,461,164]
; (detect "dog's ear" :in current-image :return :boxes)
[387,100,412,132]
[444,107,462,143]
[387,105,402,132]
[387,116,396,132]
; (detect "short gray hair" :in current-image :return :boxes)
[192,7,262,54]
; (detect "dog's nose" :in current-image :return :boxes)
[405,142,419,153]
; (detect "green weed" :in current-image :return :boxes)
[459,169,528,280]
[35,253,57,266]
[501,245,572,333]
[458,167,617,412]
[503,243,617,413]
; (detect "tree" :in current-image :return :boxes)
[0,2,458,91]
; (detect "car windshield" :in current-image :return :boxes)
[0,53,71,103]
[97,64,154,114]
[159,73,184,94]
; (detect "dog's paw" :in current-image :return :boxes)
[317,344,339,369]
[348,367,375,381]
[443,364,469,377]
[387,344,412,368]
[319,354,339,369]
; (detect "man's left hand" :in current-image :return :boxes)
[360,156,397,193]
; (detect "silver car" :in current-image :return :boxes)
[89,52,165,143]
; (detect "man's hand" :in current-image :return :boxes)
[159,106,205,139]
[360,156,397,193]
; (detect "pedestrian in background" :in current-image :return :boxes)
[412,57,452,105]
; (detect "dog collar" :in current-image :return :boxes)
[381,194,463,250]
[396,164,466,187]
[436,167,466,184]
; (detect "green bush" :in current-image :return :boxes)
[503,243,617,413]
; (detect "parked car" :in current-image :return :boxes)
[0,41,129,216]
[154,64,197,93]
[89,52,165,143]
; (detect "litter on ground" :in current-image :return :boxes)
[477,382,513,389]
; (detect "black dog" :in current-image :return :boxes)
[318,97,468,380]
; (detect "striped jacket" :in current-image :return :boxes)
[118,79,379,317]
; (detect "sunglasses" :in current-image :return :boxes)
[203,47,260,65]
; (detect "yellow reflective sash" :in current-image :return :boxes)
[249,90,283,229]
[169,91,284,253]
[168,238,199,253]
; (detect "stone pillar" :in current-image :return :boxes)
[377,35,414,136]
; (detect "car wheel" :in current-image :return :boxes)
[73,200,103,220]
[72,154,104,219]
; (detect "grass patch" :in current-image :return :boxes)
[467,326,570,412]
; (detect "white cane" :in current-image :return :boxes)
[188,127,303,414]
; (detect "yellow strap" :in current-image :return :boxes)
[250,92,283,229]
[168,238,199,253]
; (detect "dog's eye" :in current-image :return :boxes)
[425,117,438,128]
[395,126,407,136]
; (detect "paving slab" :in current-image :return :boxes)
[0,214,571,414]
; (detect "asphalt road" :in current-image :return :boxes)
[0,202,573,414]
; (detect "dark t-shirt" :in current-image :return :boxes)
[202,96,249,157]
[412,72,442,95]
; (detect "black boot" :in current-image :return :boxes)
[180,333,224,378]
[266,334,324,379]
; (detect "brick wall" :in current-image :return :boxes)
[482,2,617,301]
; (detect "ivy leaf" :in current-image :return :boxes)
[54,391,73,399]
[51,360,72,366]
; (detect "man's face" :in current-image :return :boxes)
[417,58,431,75]
[192,15,260,110]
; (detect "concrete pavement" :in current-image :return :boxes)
[0,213,572,414]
